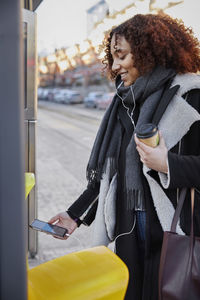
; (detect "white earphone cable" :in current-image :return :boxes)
[65,234,85,249]
[113,213,136,253]
[116,83,136,129]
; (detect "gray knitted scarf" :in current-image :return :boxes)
[87,66,176,209]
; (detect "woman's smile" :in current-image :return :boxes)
[120,72,128,80]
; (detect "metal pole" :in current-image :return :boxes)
[0,0,27,299]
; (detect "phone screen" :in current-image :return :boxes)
[30,219,68,237]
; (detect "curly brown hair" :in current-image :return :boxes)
[102,13,200,80]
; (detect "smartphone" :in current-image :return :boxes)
[29,219,68,238]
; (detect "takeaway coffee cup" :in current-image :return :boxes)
[136,123,159,148]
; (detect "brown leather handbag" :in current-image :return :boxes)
[159,188,200,300]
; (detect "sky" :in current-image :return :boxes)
[36,0,200,55]
[36,0,99,55]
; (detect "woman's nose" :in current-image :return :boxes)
[112,59,120,73]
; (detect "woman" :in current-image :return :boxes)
[49,14,200,299]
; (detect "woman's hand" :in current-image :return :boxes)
[134,131,168,173]
[48,212,78,239]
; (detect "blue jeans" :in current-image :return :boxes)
[136,211,146,265]
[136,211,146,241]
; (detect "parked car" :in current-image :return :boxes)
[53,89,68,103]
[47,88,62,101]
[38,88,50,100]
[53,89,83,104]
[66,90,83,104]
[37,87,43,99]
[83,92,105,108]
[96,92,115,110]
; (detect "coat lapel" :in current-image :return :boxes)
[159,92,200,150]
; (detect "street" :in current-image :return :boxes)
[29,101,105,267]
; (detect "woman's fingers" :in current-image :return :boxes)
[48,212,69,224]
[135,134,153,162]
[134,134,152,153]
[134,132,168,173]
[48,214,60,224]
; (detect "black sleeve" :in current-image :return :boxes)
[82,200,98,226]
[168,152,200,189]
[67,181,100,224]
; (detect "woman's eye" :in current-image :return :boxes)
[119,55,126,60]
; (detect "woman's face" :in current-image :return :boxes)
[111,34,139,86]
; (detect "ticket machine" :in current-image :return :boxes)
[23,7,38,258]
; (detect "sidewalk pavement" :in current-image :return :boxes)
[28,102,107,268]
[38,100,104,121]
